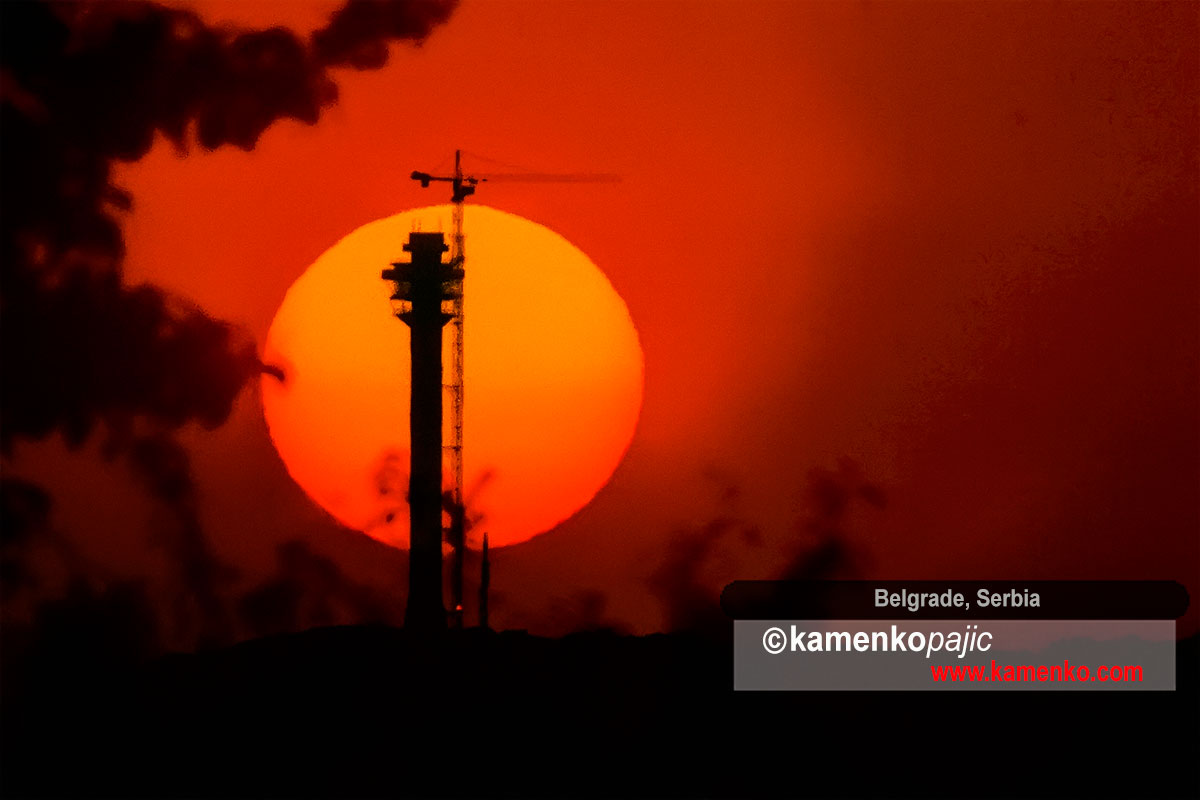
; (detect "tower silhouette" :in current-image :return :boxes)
[382,231,461,630]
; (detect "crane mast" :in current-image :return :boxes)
[446,153,467,629]
[408,150,617,628]
[410,150,476,628]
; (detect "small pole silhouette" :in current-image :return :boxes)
[479,531,490,630]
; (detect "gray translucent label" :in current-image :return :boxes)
[734,620,1176,691]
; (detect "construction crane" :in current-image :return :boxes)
[409,149,618,629]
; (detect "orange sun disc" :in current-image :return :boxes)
[261,205,643,549]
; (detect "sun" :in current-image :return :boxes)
[260,205,643,549]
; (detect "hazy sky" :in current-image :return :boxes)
[9,0,1197,636]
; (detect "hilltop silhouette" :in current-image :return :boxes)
[2,626,1196,798]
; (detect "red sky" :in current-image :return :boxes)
[10,0,1198,634]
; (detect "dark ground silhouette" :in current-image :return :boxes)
[2,625,1196,798]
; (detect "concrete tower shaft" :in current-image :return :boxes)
[382,231,461,631]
